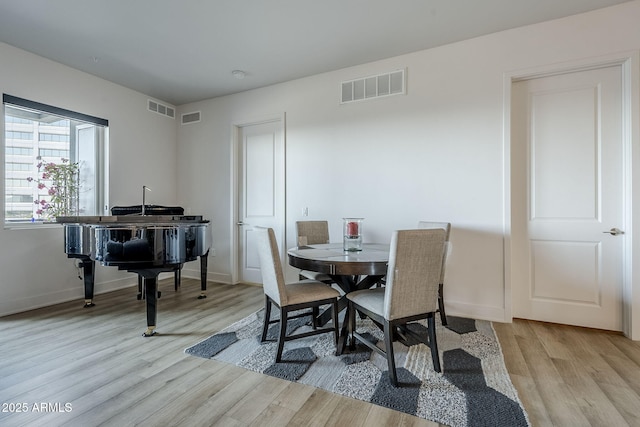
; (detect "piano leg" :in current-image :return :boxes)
[198,250,209,299]
[174,267,181,291]
[79,256,96,308]
[137,276,144,300]
[143,275,158,337]
[138,277,162,302]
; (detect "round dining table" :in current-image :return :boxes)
[288,242,390,349]
[287,242,390,292]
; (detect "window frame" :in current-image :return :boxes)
[3,94,109,228]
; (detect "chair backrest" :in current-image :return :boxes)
[417,221,451,284]
[383,229,445,321]
[255,227,288,306]
[296,220,330,246]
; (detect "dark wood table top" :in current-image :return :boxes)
[287,243,390,277]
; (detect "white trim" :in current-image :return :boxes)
[625,50,640,340]
[501,70,513,324]
[0,276,136,318]
[181,265,232,285]
[503,51,640,339]
[447,300,506,324]
[4,221,62,230]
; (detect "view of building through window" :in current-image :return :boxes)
[3,96,108,224]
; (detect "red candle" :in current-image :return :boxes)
[347,221,359,237]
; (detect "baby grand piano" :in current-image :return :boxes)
[58,205,210,336]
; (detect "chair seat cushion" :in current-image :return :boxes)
[346,287,385,317]
[285,280,340,306]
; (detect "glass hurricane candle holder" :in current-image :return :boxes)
[343,218,364,251]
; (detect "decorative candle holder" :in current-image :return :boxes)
[343,218,364,251]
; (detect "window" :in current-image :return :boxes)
[6,162,31,171]
[3,94,108,225]
[6,131,33,140]
[6,147,32,156]
[38,148,70,158]
[39,133,70,142]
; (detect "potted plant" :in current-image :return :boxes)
[28,158,80,220]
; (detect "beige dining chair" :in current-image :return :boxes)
[256,227,340,362]
[417,221,451,326]
[342,228,446,387]
[296,220,330,246]
[295,220,334,284]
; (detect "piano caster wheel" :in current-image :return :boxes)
[143,327,157,337]
[198,293,207,299]
[83,300,95,308]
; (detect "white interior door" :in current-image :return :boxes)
[237,119,285,284]
[511,65,624,331]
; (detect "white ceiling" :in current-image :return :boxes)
[0,0,631,105]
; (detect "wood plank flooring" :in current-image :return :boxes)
[493,318,640,426]
[1,278,638,426]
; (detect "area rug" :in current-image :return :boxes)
[185,309,529,427]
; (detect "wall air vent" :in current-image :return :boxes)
[147,99,175,119]
[340,69,406,104]
[181,111,201,125]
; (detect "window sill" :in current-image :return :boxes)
[4,221,62,230]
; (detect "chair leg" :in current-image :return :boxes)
[260,295,272,342]
[427,314,441,373]
[348,301,357,350]
[332,300,339,345]
[312,306,319,329]
[384,321,398,386]
[336,303,349,356]
[438,283,447,326]
[275,308,288,362]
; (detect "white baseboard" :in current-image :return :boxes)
[180,266,232,285]
[1,268,240,318]
[445,300,507,323]
[0,276,137,318]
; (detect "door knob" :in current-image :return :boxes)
[603,228,624,236]
[236,221,245,226]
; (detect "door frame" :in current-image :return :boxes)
[230,113,286,284]
[502,52,640,339]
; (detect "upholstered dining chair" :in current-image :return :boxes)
[296,220,330,246]
[295,220,333,283]
[417,221,451,326]
[342,228,446,387]
[256,227,340,362]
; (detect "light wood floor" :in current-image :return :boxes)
[1,279,638,426]
[494,315,640,426]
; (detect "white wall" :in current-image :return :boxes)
[176,1,640,327]
[0,42,179,316]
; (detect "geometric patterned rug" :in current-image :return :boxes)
[185,309,529,427]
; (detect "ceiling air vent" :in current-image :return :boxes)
[147,99,175,119]
[181,111,201,125]
[341,69,406,104]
